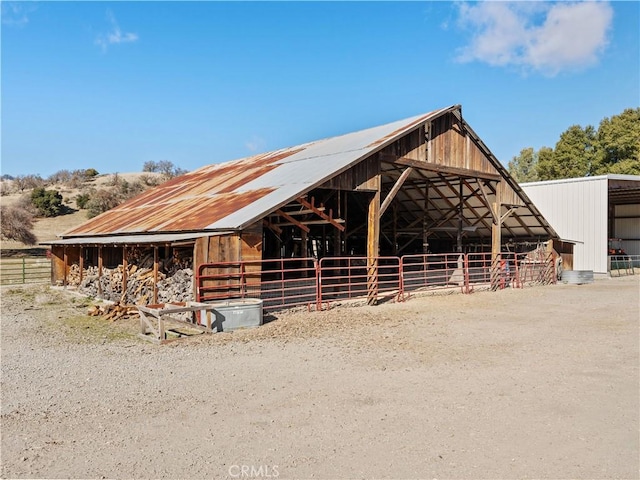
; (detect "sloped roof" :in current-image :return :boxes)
[63,106,456,237]
[61,105,557,241]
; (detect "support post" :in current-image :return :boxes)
[122,246,128,303]
[98,246,103,298]
[490,183,503,290]
[63,246,68,288]
[153,246,159,304]
[423,181,429,253]
[79,246,84,285]
[457,180,463,253]
[367,175,381,305]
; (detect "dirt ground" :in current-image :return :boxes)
[1,276,638,480]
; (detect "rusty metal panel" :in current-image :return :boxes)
[60,103,557,245]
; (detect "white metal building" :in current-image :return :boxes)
[522,175,640,274]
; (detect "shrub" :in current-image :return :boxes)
[84,168,99,177]
[85,189,121,218]
[76,193,91,209]
[0,205,37,245]
[31,187,64,217]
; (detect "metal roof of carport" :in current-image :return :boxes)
[60,104,558,242]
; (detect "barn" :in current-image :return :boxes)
[47,105,561,310]
[522,175,640,275]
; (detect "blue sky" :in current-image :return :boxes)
[2,1,638,178]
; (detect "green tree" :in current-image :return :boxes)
[30,187,64,217]
[537,125,596,180]
[508,147,539,183]
[593,108,640,175]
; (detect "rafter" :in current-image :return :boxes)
[380,167,414,216]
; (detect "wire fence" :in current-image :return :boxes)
[0,257,51,285]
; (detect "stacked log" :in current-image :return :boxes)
[77,265,193,305]
[87,302,138,321]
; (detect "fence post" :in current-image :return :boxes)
[22,258,26,284]
[463,254,469,294]
[315,259,321,311]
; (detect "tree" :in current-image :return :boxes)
[537,125,596,180]
[0,205,37,245]
[593,108,640,175]
[508,147,539,183]
[30,187,64,217]
[85,189,122,218]
[142,160,187,179]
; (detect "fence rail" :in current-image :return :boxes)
[609,255,640,277]
[196,251,558,311]
[0,257,51,285]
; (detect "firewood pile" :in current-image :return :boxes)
[87,302,139,321]
[75,265,193,304]
[63,246,195,322]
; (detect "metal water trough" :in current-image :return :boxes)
[210,298,264,332]
[561,270,594,285]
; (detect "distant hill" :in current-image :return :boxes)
[1,172,164,253]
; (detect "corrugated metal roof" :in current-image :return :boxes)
[62,105,456,237]
[44,232,224,246]
[61,104,558,242]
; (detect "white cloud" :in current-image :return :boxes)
[245,136,266,153]
[1,2,36,27]
[95,11,138,52]
[454,1,613,76]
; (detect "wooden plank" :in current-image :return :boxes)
[276,209,310,233]
[379,167,413,217]
[296,197,345,231]
[389,156,502,182]
[263,218,282,235]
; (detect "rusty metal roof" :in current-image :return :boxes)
[63,105,457,237]
[62,104,557,242]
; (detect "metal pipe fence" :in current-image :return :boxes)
[318,256,401,308]
[196,251,559,311]
[0,257,51,285]
[197,258,318,312]
[609,255,640,277]
[400,253,466,298]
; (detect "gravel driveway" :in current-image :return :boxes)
[1,276,638,479]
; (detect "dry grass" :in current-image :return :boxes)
[1,172,163,250]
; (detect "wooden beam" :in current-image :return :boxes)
[263,219,282,235]
[388,155,502,182]
[367,175,381,306]
[79,246,84,286]
[122,246,128,303]
[63,246,68,288]
[275,209,310,233]
[296,196,345,231]
[153,246,159,304]
[379,167,413,217]
[98,246,103,298]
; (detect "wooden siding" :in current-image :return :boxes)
[319,155,381,192]
[430,113,495,175]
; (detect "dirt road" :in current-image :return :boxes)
[1,276,638,479]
